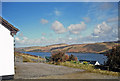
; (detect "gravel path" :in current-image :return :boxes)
[15,63,84,79]
[15,62,118,79]
[39,72,118,79]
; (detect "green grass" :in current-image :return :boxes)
[51,61,119,76]
[15,52,45,63]
[22,56,34,62]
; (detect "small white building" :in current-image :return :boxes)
[0,16,19,80]
[95,61,100,65]
[79,60,100,65]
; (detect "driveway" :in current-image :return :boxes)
[15,62,118,79]
[15,62,84,79]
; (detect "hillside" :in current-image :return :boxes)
[15,42,119,53]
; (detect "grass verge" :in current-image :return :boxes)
[48,61,119,76]
[15,52,45,63]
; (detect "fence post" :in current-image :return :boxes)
[38,56,39,63]
[44,56,46,63]
[21,56,23,63]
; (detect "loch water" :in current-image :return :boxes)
[21,52,107,65]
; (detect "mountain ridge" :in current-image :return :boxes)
[15,41,119,54]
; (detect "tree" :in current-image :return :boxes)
[51,51,78,64]
[51,51,67,63]
[105,45,120,71]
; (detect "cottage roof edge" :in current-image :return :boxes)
[0,16,19,33]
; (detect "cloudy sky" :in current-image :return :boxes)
[2,2,118,47]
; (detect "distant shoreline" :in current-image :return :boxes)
[19,51,105,54]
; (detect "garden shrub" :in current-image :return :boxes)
[83,61,88,65]
[51,51,67,64]
[51,52,78,64]
[68,54,78,61]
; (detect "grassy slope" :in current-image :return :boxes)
[15,42,119,53]
[15,52,45,62]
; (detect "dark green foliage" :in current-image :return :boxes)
[45,56,52,62]
[105,45,120,71]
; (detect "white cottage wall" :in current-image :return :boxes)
[0,24,14,76]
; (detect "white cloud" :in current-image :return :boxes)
[51,21,67,34]
[41,36,45,40]
[92,22,112,36]
[15,21,118,47]
[83,17,91,23]
[23,37,28,40]
[90,21,118,42]
[40,19,48,24]
[15,36,44,46]
[68,37,72,40]
[68,22,86,34]
[15,37,20,41]
[54,9,61,16]
[41,33,46,36]
[20,37,28,44]
[18,32,23,37]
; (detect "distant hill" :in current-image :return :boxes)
[15,41,119,54]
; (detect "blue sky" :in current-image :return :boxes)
[2,2,118,47]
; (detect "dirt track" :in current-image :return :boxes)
[15,63,118,79]
[15,63,84,79]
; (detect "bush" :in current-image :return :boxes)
[83,61,88,65]
[68,54,78,61]
[63,54,69,61]
[105,45,120,72]
[51,51,67,64]
[51,52,78,64]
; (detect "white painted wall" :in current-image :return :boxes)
[0,24,14,76]
[95,61,100,65]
